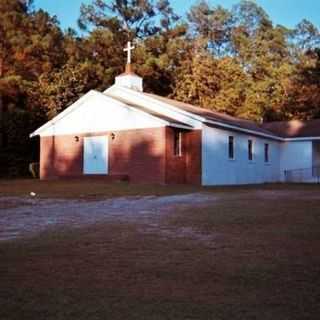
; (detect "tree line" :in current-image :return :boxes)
[0,0,319,176]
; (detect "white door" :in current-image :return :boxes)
[83,136,108,174]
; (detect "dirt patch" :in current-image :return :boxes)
[0,199,31,210]
[1,189,320,242]
[0,193,216,241]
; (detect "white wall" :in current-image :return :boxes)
[38,91,165,137]
[202,125,281,185]
[312,141,320,167]
[279,141,312,181]
[115,74,143,92]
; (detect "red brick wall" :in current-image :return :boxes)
[40,128,166,183]
[40,135,83,179]
[165,128,202,185]
[185,130,202,185]
[109,127,166,184]
[39,127,201,184]
[165,127,186,184]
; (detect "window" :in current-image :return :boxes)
[173,130,182,156]
[264,143,269,163]
[248,140,253,161]
[228,136,234,159]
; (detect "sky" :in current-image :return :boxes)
[34,0,320,32]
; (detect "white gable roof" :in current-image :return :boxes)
[30,90,191,137]
[104,85,204,129]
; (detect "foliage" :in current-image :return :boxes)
[173,47,248,117]
[78,0,180,39]
[177,0,320,121]
[38,62,105,119]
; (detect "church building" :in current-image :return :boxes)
[30,42,320,185]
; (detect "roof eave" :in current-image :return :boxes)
[283,136,320,141]
[168,123,193,130]
[204,120,283,141]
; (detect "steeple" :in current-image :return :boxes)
[115,41,143,92]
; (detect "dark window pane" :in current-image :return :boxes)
[174,131,182,156]
[248,140,253,161]
[264,143,269,162]
[228,136,234,159]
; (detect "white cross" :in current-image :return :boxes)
[123,41,135,64]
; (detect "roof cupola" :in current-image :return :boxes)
[115,41,143,92]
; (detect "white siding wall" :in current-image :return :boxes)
[38,92,165,137]
[312,142,320,167]
[202,125,281,186]
[279,141,312,181]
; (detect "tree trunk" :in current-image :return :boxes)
[0,57,3,148]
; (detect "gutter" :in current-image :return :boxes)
[204,120,282,141]
[204,121,320,142]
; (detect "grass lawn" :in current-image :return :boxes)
[1,181,320,319]
[0,178,201,199]
[1,178,320,199]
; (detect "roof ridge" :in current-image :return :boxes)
[143,92,259,124]
[142,92,278,136]
[104,92,193,129]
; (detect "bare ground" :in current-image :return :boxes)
[1,182,320,319]
[0,193,215,241]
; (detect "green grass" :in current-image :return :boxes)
[1,178,320,199]
[0,178,200,199]
[1,183,320,319]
